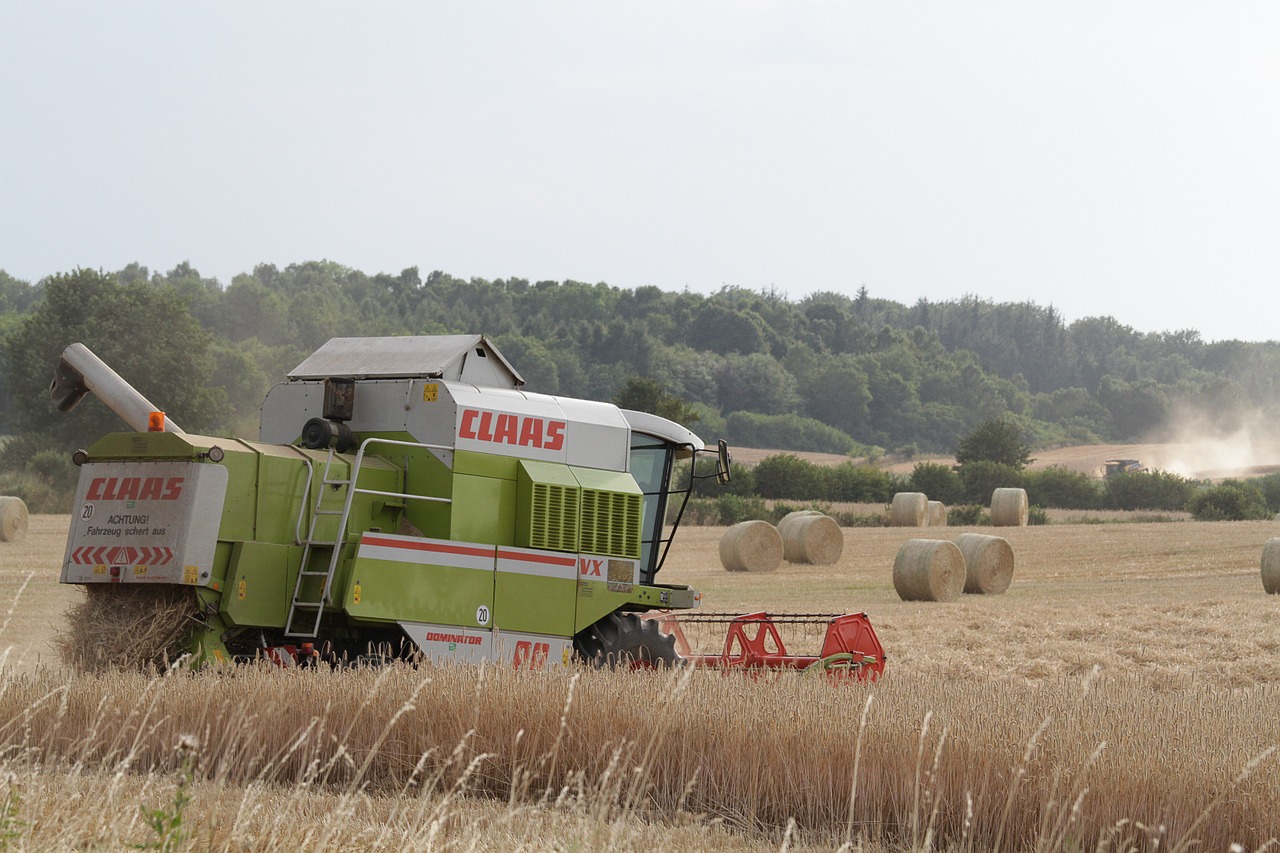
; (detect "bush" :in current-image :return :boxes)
[1256,472,1280,513]
[1186,480,1270,521]
[957,461,1024,505]
[0,470,72,514]
[753,454,829,500]
[1105,469,1197,511]
[1023,466,1103,510]
[827,462,896,503]
[908,462,963,505]
[947,504,989,526]
[769,501,832,524]
[714,493,771,525]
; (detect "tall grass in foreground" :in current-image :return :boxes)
[0,663,1275,851]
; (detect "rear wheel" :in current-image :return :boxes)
[575,613,682,669]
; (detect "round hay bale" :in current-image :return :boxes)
[990,488,1029,527]
[55,584,200,672]
[890,492,928,527]
[777,510,824,550]
[892,539,965,602]
[719,520,783,573]
[955,533,1014,595]
[1262,538,1280,594]
[926,501,947,528]
[779,513,843,565]
[0,496,28,543]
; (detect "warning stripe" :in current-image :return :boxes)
[358,533,495,571]
[70,545,173,565]
[496,547,577,580]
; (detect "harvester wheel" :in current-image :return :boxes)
[575,613,682,669]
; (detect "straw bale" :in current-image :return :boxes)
[0,496,28,543]
[956,533,1014,594]
[56,584,200,672]
[1262,538,1280,595]
[890,492,928,527]
[990,488,1029,527]
[779,512,843,565]
[719,520,783,573]
[926,500,947,528]
[892,539,965,602]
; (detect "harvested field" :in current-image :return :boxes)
[1,515,1278,851]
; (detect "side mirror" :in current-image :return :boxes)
[715,439,732,484]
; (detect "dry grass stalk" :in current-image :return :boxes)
[0,665,1275,851]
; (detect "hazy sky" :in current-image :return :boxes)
[3,3,1277,342]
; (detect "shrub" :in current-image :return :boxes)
[947,504,989,526]
[908,462,963,505]
[714,493,771,525]
[0,470,71,514]
[1023,466,1103,510]
[1256,472,1280,513]
[1186,480,1270,521]
[827,462,895,503]
[1105,469,1197,511]
[753,454,829,500]
[957,461,1024,505]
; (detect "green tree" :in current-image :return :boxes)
[613,377,700,427]
[4,269,226,448]
[753,454,829,500]
[955,418,1033,470]
[908,462,964,505]
[1022,466,1102,510]
[958,460,1024,504]
[1186,480,1269,521]
[1104,469,1196,511]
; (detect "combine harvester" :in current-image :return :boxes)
[52,336,884,680]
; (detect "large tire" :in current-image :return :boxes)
[574,613,682,669]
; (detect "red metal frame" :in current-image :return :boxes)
[645,611,885,682]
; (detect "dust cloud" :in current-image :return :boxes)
[1147,404,1280,479]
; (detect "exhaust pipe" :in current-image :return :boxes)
[50,342,184,434]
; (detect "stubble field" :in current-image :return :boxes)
[1,515,1278,851]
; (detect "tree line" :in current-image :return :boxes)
[2,262,1278,473]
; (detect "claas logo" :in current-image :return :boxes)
[459,409,566,451]
[86,477,184,501]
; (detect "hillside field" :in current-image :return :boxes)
[731,441,1280,481]
[0,515,1278,850]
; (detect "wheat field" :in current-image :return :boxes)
[1,515,1278,851]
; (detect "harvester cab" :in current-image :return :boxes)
[54,336,719,669]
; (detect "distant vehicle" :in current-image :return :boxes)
[1103,458,1145,478]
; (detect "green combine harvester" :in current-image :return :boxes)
[52,336,884,677]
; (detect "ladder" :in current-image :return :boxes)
[284,449,353,637]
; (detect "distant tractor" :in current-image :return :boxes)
[1103,458,1145,478]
